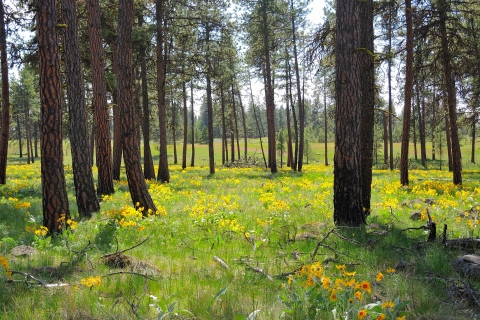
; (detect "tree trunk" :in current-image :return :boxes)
[432,88,437,161]
[156,0,170,182]
[86,0,114,194]
[400,0,413,186]
[334,0,364,226]
[220,84,226,165]
[359,0,374,214]
[16,115,22,158]
[0,0,10,184]
[236,84,248,160]
[383,111,388,164]
[37,0,70,234]
[324,72,328,166]
[387,4,394,171]
[172,99,178,165]
[117,0,156,213]
[139,13,155,180]
[287,60,298,171]
[62,0,100,218]
[111,39,123,181]
[231,82,240,161]
[261,0,276,173]
[190,82,195,167]
[291,0,303,172]
[445,110,453,171]
[285,66,293,168]
[413,104,417,160]
[439,0,462,184]
[182,81,188,169]
[24,106,31,164]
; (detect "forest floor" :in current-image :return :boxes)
[0,146,480,319]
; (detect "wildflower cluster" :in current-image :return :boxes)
[80,276,101,288]
[25,225,49,237]
[184,192,240,227]
[58,213,78,231]
[282,262,408,319]
[0,256,12,280]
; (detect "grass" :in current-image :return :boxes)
[0,139,479,319]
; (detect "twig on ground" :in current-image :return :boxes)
[213,256,230,269]
[101,237,149,258]
[310,228,336,261]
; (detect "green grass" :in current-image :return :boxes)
[0,140,479,319]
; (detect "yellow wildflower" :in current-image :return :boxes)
[381,300,395,310]
[376,272,384,281]
[358,309,368,320]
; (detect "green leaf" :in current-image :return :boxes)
[167,301,177,313]
[214,286,227,301]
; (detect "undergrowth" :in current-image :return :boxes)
[0,159,480,319]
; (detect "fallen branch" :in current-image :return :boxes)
[240,260,273,281]
[9,270,69,288]
[310,228,336,261]
[213,256,230,269]
[101,237,150,259]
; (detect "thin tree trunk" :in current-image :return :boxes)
[236,84,248,160]
[182,81,188,169]
[439,0,461,184]
[287,61,298,171]
[111,39,123,181]
[24,106,31,164]
[432,88,437,160]
[324,72,328,166]
[87,0,114,194]
[253,102,267,169]
[285,66,293,167]
[172,98,178,165]
[231,82,240,161]
[400,0,413,185]
[61,0,100,217]
[220,84,226,165]
[117,0,156,213]
[156,0,170,182]
[0,0,10,184]
[190,82,195,167]
[291,0,304,172]
[413,103,417,160]
[383,111,388,164]
[139,13,155,180]
[16,115,22,158]
[261,0,276,173]
[445,110,453,171]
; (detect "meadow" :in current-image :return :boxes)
[0,140,479,319]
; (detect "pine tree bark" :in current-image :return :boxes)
[439,0,462,184]
[111,39,123,181]
[156,0,170,182]
[117,0,156,213]
[62,0,100,217]
[333,0,365,226]
[290,0,304,172]
[236,84,248,160]
[86,0,114,194]
[261,0,276,173]
[205,22,215,174]
[37,0,70,234]
[359,0,374,214]
[0,0,10,184]
[139,14,155,180]
[190,82,195,167]
[400,0,414,186]
[182,81,188,169]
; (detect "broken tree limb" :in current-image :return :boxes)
[213,256,230,269]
